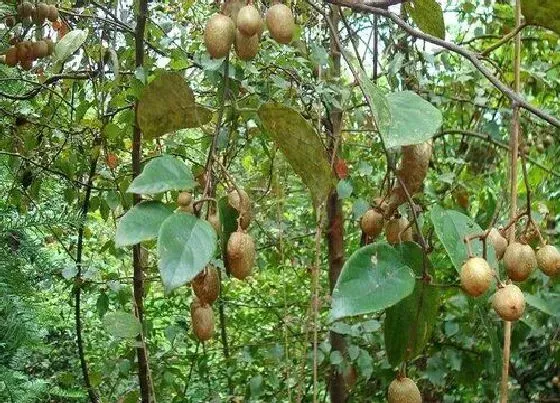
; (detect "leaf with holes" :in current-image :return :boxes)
[128,155,195,195]
[430,205,497,271]
[384,243,440,367]
[157,211,217,293]
[405,0,446,39]
[258,102,334,204]
[115,201,173,247]
[137,72,212,139]
[331,242,416,320]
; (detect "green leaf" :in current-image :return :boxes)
[96,292,109,318]
[157,211,217,293]
[405,0,446,39]
[218,196,239,274]
[128,155,195,195]
[384,243,440,367]
[336,180,353,199]
[356,68,391,132]
[331,242,416,320]
[430,205,497,271]
[521,0,560,35]
[115,201,173,247]
[381,91,442,148]
[102,311,141,338]
[258,102,334,204]
[137,72,212,139]
[525,294,560,316]
[54,29,88,62]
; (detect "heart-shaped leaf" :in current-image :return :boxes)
[331,242,416,320]
[102,311,141,338]
[115,201,173,247]
[128,155,195,195]
[157,211,217,293]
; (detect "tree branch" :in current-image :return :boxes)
[324,0,560,128]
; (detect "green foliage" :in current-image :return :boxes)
[115,201,173,247]
[128,155,196,194]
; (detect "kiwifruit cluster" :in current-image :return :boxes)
[226,188,256,280]
[2,2,59,70]
[387,376,422,403]
[189,265,221,341]
[519,133,555,155]
[190,296,214,341]
[203,0,295,61]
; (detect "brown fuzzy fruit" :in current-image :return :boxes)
[227,231,255,280]
[360,209,384,238]
[47,5,59,22]
[31,40,49,59]
[385,217,413,245]
[190,299,214,341]
[20,2,34,18]
[235,30,259,61]
[207,212,221,234]
[34,3,49,24]
[503,241,537,281]
[228,188,251,229]
[204,13,235,59]
[386,141,432,215]
[5,47,17,67]
[192,266,220,305]
[20,58,33,71]
[460,257,493,297]
[221,0,243,25]
[492,284,526,321]
[44,38,55,55]
[265,3,295,44]
[488,228,508,260]
[177,191,193,207]
[16,41,33,61]
[536,245,560,277]
[388,377,422,403]
[5,16,15,28]
[237,5,261,36]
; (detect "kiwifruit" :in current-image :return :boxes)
[492,284,526,321]
[360,209,384,238]
[19,2,34,18]
[192,265,220,305]
[221,0,243,25]
[190,298,214,341]
[207,211,221,234]
[227,231,255,280]
[460,257,493,297]
[228,188,251,229]
[47,5,59,22]
[16,41,32,61]
[31,40,49,59]
[385,217,413,245]
[5,47,17,67]
[237,4,261,36]
[177,191,193,207]
[488,228,508,260]
[388,377,422,403]
[265,3,295,44]
[20,59,33,71]
[235,29,259,61]
[5,16,15,28]
[204,13,235,59]
[503,241,537,281]
[386,141,432,215]
[44,38,55,55]
[34,3,49,24]
[536,245,560,277]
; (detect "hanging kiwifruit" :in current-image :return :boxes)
[44,38,55,55]
[16,41,32,62]
[20,59,33,71]
[207,211,221,234]
[204,13,235,59]
[460,257,493,297]
[386,141,432,215]
[190,298,214,341]
[360,208,384,238]
[47,5,59,22]
[227,231,255,280]
[5,47,17,67]
[177,191,193,207]
[385,217,413,245]
[237,4,261,36]
[5,16,15,28]
[388,377,422,403]
[34,3,49,25]
[31,40,49,59]
[492,284,526,321]
[221,0,243,25]
[503,241,537,281]
[228,188,251,229]
[192,265,220,305]
[18,2,34,18]
[265,3,295,44]
[487,228,507,260]
[235,30,259,61]
[536,244,560,277]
